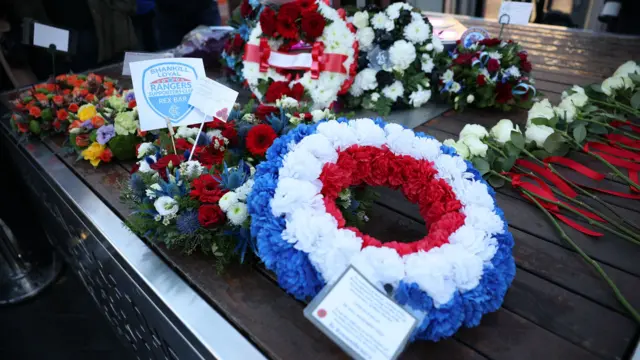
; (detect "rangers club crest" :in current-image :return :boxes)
[141,62,199,123]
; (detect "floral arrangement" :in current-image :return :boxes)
[345,3,444,115]
[9,73,117,137]
[248,117,515,341]
[441,60,640,324]
[68,90,144,167]
[438,38,535,111]
[242,0,357,109]
[222,0,262,84]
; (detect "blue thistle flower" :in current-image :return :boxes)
[129,173,146,198]
[266,108,290,135]
[176,210,200,235]
[215,160,250,190]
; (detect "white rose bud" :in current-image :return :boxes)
[525,124,555,148]
[459,124,489,139]
[490,119,520,145]
[443,139,471,159]
[467,94,475,103]
[311,109,326,123]
[353,11,369,29]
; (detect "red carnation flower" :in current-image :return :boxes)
[56,109,68,121]
[478,38,501,47]
[260,7,277,36]
[75,134,90,147]
[453,52,476,66]
[175,138,192,151]
[301,11,326,41]
[197,144,225,168]
[190,174,227,203]
[86,93,95,102]
[100,147,113,162]
[255,104,279,120]
[150,154,182,180]
[240,0,252,18]
[265,81,291,103]
[476,74,487,86]
[290,83,305,101]
[198,204,226,228]
[496,82,514,104]
[277,2,301,39]
[68,103,79,113]
[246,124,277,156]
[487,58,500,72]
[53,95,64,106]
[298,0,318,13]
[29,106,41,118]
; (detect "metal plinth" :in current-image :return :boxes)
[0,219,62,305]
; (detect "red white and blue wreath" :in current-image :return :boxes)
[242,0,357,109]
[247,117,515,341]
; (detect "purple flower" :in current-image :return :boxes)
[125,91,135,103]
[81,120,93,130]
[97,124,116,145]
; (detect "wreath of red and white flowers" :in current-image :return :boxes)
[242,0,357,109]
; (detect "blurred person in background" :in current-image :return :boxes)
[132,0,158,51]
[155,0,221,50]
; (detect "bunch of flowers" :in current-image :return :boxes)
[345,3,444,115]
[248,117,515,341]
[9,73,117,137]
[68,90,145,167]
[438,38,535,111]
[222,0,262,84]
[243,0,357,109]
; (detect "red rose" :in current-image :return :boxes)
[190,174,227,203]
[86,93,95,102]
[496,82,514,104]
[100,147,113,162]
[476,74,487,86]
[150,154,182,179]
[52,120,61,130]
[232,34,244,52]
[240,0,252,18]
[478,38,501,47]
[246,124,277,156]
[68,103,79,113]
[301,12,326,41]
[517,52,527,62]
[453,52,476,66]
[198,204,225,228]
[521,60,532,73]
[298,0,318,13]
[290,83,305,101]
[56,109,68,121]
[29,106,41,118]
[75,134,90,147]
[260,7,277,36]
[80,89,89,97]
[265,81,291,103]
[128,100,136,108]
[277,3,301,39]
[256,104,278,120]
[53,95,64,106]
[487,58,500,72]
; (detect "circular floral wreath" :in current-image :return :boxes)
[247,117,515,341]
[242,0,357,109]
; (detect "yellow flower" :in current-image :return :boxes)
[78,104,97,121]
[82,142,105,167]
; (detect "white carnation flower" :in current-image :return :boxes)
[443,139,470,159]
[421,53,435,73]
[371,12,393,31]
[461,136,488,157]
[154,196,178,216]
[382,81,404,102]
[525,124,555,148]
[459,124,489,139]
[389,40,416,71]
[352,11,369,29]
[227,202,248,226]
[356,27,375,51]
[353,68,378,95]
[408,87,431,107]
[176,125,199,139]
[404,19,430,44]
[490,119,521,145]
[219,191,238,212]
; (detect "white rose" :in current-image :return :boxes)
[389,40,416,71]
[459,124,489,139]
[353,11,369,29]
[443,139,471,159]
[461,136,488,157]
[613,60,640,78]
[467,95,475,103]
[490,119,520,145]
[356,27,375,51]
[525,124,555,148]
[568,92,588,107]
[527,98,555,125]
[218,191,238,212]
[572,85,585,94]
[227,202,248,226]
[154,196,178,217]
[602,76,634,96]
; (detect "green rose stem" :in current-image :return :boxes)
[491,170,640,246]
[521,190,640,325]
[561,134,640,192]
[514,164,640,240]
[580,115,640,141]
[593,136,640,152]
[519,148,639,233]
[589,98,640,118]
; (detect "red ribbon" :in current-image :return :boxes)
[585,142,640,161]
[515,159,577,198]
[544,156,605,181]
[243,39,271,73]
[245,41,348,76]
[584,143,640,171]
[611,120,640,134]
[311,42,324,79]
[605,134,640,149]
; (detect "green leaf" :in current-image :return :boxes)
[29,120,41,135]
[504,141,521,157]
[488,175,505,188]
[572,125,587,143]
[543,132,565,154]
[582,104,598,113]
[531,117,549,126]
[629,73,640,84]
[472,157,490,176]
[502,155,517,172]
[492,157,506,172]
[510,131,525,149]
[531,149,551,160]
[587,123,608,134]
[631,91,640,109]
[40,108,53,122]
[553,143,570,157]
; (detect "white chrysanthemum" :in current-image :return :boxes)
[354,68,378,92]
[154,196,178,216]
[137,142,155,158]
[371,12,393,31]
[421,53,435,73]
[506,65,521,78]
[356,27,375,51]
[527,98,555,125]
[490,119,521,144]
[382,81,405,102]
[408,87,432,107]
[219,191,238,212]
[525,124,555,148]
[443,139,470,159]
[352,11,369,29]
[235,179,254,201]
[488,51,502,60]
[441,69,454,83]
[389,40,416,71]
[227,202,248,226]
[404,19,430,44]
[176,125,199,139]
[460,124,489,139]
[386,2,408,20]
[461,136,488,157]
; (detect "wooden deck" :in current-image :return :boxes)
[3,17,640,359]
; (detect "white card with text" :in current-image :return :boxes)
[122,52,174,76]
[130,58,207,131]
[304,266,417,360]
[498,1,533,25]
[33,23,70,52]
[187,78,238,122]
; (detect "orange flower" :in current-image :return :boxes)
[91,115,104,127]
[85,93,95,102]
[29,106,41,118]
[56,74,67,81]
[69,120,83,130]
[68,103,79,113]
[105,81,114,89]
[99,147,113,162]
[53,95,64,106]
[35,93,48,102]
[105,88,114,96]
[57,109,68,121]
[75,134,90,147]
[74,79,84,87]
[63,89,71,95]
